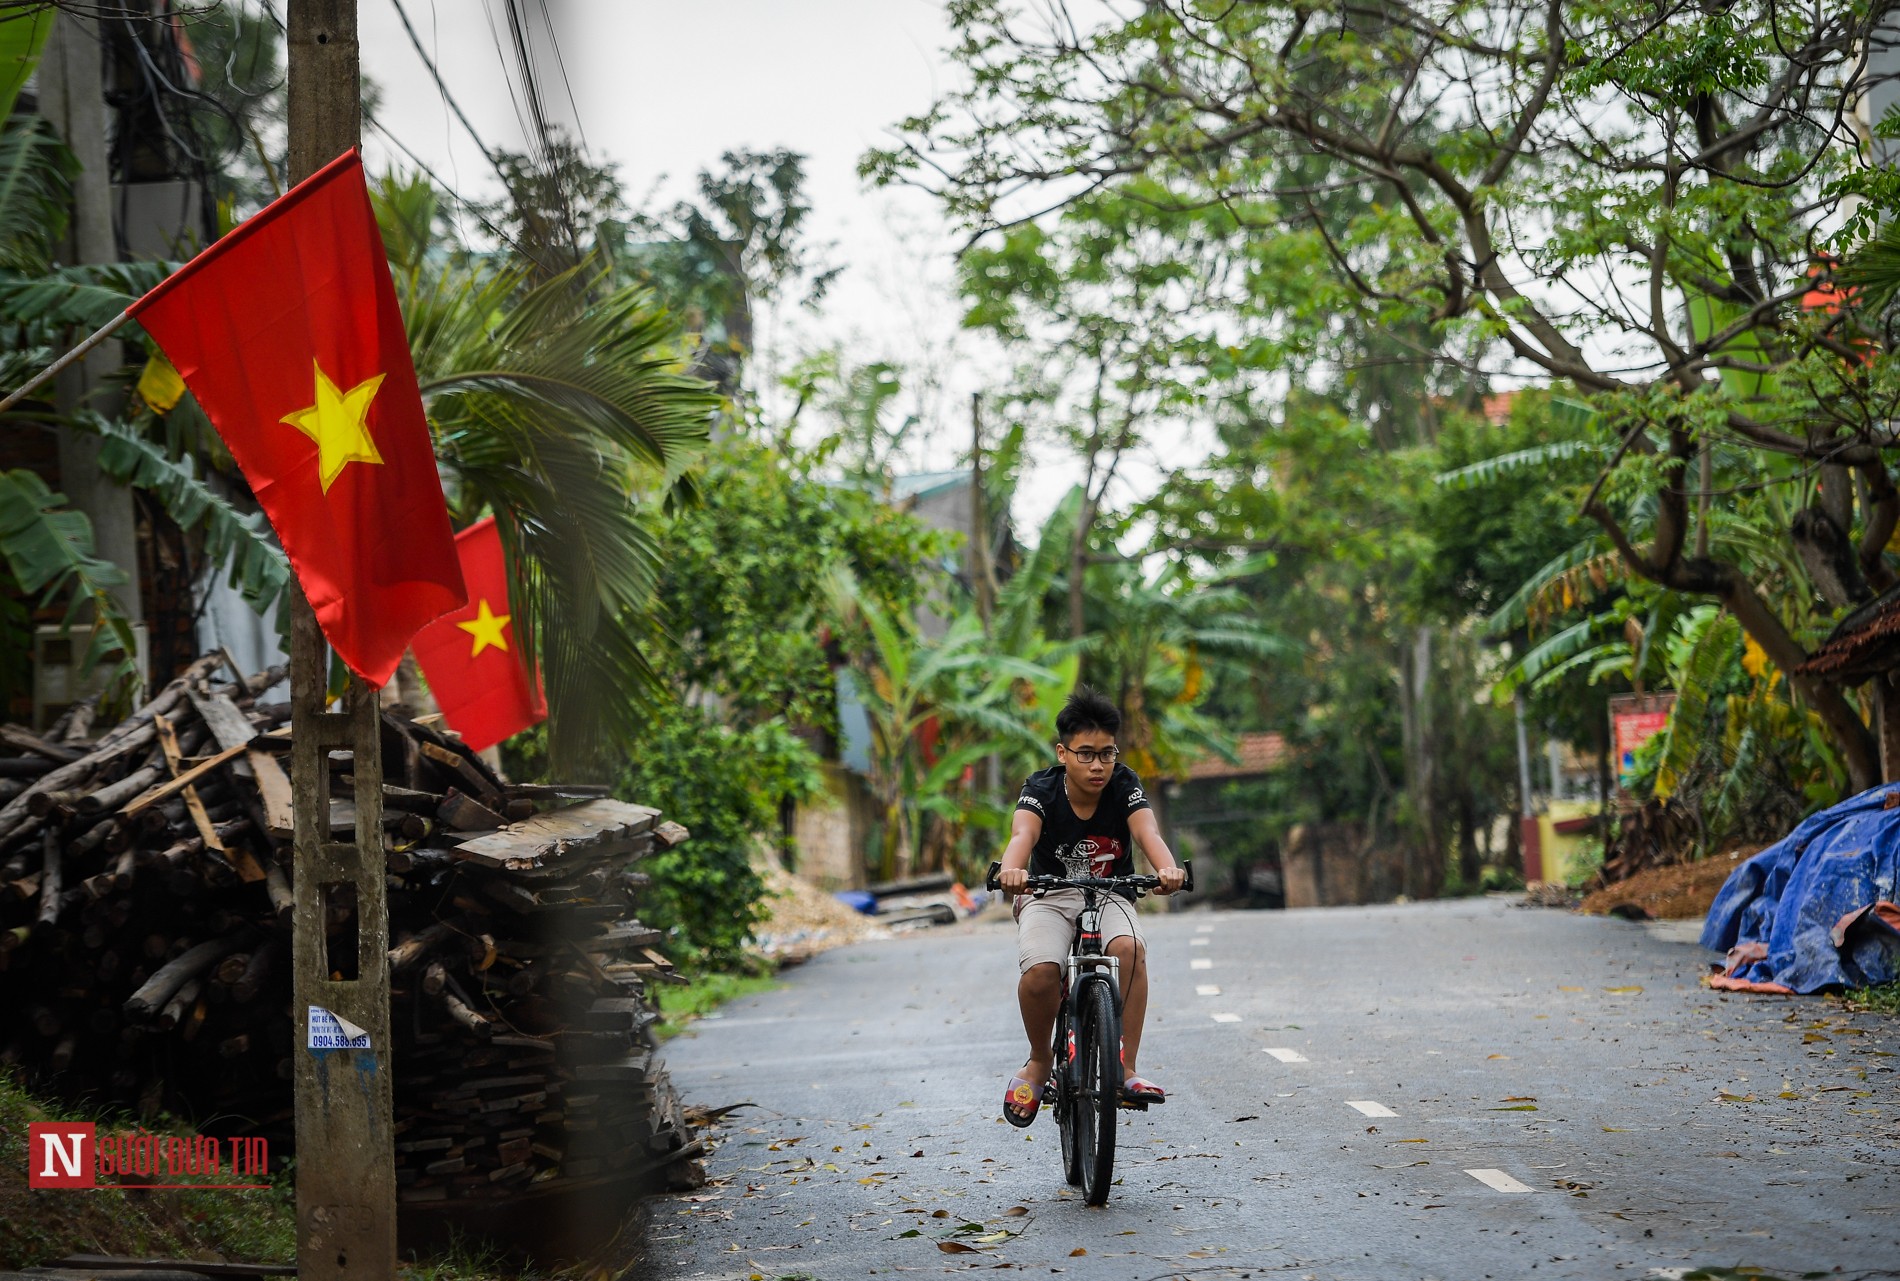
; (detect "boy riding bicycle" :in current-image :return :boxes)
[998,688,1186,1125]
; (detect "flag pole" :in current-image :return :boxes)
[0,311,131,416]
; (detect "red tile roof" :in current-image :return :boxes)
[1183,731,1289,781]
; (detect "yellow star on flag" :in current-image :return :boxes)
[280,361,386,492]
[458,598,512,657]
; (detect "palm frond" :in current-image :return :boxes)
[0,468,137,686]
[76,413,290,622]
[1435,439,1605,491]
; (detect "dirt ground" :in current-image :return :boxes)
[1577,846,1761,920]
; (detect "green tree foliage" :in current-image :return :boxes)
[878,0,1900,792]
[615,712,820,971]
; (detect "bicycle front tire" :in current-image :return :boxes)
[1076,976,1120,1205]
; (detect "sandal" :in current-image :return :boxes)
[1121,1075,1166,1103]
[1003,1072,1046,1127]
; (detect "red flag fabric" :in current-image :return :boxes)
[127,149,465,686]
[410,517,546,752]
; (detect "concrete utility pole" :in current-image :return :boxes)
[37,11,141,629]
[285,3,397,1276]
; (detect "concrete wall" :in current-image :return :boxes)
[1283,822,1409,908]
[791,762,881,890]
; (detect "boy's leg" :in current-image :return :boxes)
[1017,961,1061,1079]
[1107,935,1148,1077]
[1009,893,1078,1120]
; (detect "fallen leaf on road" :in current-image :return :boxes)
[1558,985,1585,992]
[1602,1127,1632,1133]
[1070,1248,1088,1257]
[1002,1206,1029,1217]
[1231,1115,1259,1123]
[1716,1092,1757,1103]
[973,1232,1014,1244]
[911,1150,925,1158]
[1487,1054,1510,1060]
[1603,985,1643,993]
[1375,1161,1429,1169]
[939,1242,980,1254]
[1421,1203,1447,1209]
[1501,1096,1537,1102]
[894,1229,922,1238]
[1487,1104,1537,1111]
[933,1209,951,1218]
[1392,1138,1429,1144]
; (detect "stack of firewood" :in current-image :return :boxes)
[0,653,702,1221]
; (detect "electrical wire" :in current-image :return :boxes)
[387,0,510,186]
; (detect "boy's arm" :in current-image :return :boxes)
[997,809,1043,893]
[1128,809,1187,895]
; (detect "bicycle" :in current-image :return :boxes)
[985,859,1195,1206]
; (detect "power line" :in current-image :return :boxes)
[387,0,509,186]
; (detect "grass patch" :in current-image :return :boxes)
[653,970,782,1040]
[0,1069,295,1269]
[1843,980,1900,1017]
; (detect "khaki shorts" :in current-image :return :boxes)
[1014,889,1145,973]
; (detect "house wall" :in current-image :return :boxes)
[792,761,881,890]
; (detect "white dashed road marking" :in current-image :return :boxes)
[1263,1048,1308,1063]
[1346,1100,1398,1117]
[1190,938,1210,947]
[1190,958,1213,970]
[1195,985,1221,996]
[1465,1168,1534,1193]
[1211,1013,1242,1024]
[1195,925,1215,933]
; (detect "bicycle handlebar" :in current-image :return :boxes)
[984,860,1194,896]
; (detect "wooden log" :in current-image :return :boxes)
[123,931,254,1022]
[157,978,202,1031]
[232,936,283,1003]
[421,960,447,996]
[389,920,459,972]
[264,857,293,921]
[29,788,87,817]
[0,725,83,763]
[0,754,58,778]
[442,991,493,1040]
[77,764,164,815]
[0,654,223,843]
[36,829,60,932]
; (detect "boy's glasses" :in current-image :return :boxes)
[1062,747,1119,764]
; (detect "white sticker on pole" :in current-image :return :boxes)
[308,1006,371,1050]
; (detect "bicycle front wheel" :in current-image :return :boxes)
[1076,976,1121,1205]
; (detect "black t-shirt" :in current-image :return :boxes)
[1014,763,1152,882]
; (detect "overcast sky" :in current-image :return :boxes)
[355,0,1211,531]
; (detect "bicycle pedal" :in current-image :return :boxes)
[1117,1098,1150,1111]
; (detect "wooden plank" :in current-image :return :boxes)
[152,715,225,854]
[419,741,501,802]
[452,798,659,871]
[189,688,294,837]
[121,741,249,817]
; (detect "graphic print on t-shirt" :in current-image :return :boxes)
[1056,836,1125,880]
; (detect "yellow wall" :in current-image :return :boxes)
[1536,800,1600,887]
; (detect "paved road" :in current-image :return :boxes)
[637,897,1900,1281]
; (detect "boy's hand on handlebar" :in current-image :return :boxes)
[998,866,1030,894]
[1154,866,1187,895]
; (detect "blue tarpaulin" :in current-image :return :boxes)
[1700,784,1900,994]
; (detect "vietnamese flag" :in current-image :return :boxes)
[410,517,546,752]
[126,149,465,686]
